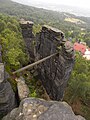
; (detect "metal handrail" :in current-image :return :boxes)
[12,52,58,74]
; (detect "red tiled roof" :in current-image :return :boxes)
[74,42,87,54]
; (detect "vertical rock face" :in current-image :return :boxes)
[20,19,34,38]
[36,25,75,100]
[0,63,17,118]
[20,21,75,101]
[20,19,35,61]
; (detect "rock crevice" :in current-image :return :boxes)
[0,21,76,119]
[19,21,75,100]
[35,25,75,100]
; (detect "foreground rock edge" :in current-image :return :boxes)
[2,98,85,120]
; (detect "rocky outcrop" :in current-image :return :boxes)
[2,63,85,120]
[2,70,85,120]
[20,19,34,38]
[0,20,84,120]
[0,63,17,118]
[15,76,30,100]
[20,19,35,61]
[2,98,85,120]
[19,21,75,101]
[36,25,75,100]
[19,20,75,101]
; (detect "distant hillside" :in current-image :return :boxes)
[0,0,90,43]
[0,0,67,23]
[0,0,90,28]
[12,0,90,17]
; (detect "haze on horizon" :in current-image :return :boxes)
[12,0,90,17]
[12,0,90,9]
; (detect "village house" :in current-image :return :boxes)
[74,42,90,60]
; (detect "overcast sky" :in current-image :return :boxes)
[12,0,90,9]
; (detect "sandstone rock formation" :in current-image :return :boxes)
[20,19,35,61]
[19,21,75,101]
[20,19,34,38]
[36,25,75,100]
[2,72,85,120]
[0,20,84,120]
[0,63,17,118]
[15,76,29,100]
[20,21,75,101]
[2,98,85,120]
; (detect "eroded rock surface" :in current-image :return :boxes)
[2,98,85,120]
[20,19,35,61]
[16,76,30,100]
[0,63,17,118]
[19,22,75,100]
[36,25,75,100]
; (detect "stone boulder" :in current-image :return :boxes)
[2,98,85,120]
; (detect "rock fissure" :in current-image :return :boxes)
[0,20,85,120]
[19,20,75,101]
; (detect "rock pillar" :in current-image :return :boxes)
[20,19,35,61]
[36,25,75,100]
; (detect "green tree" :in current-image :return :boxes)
[64,53,90,120]
[33,24,42,35]
[0,20,6,32]
[0,14,29,72]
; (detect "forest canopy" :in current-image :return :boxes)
[0,0,90,119]
[0,14,29,72]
